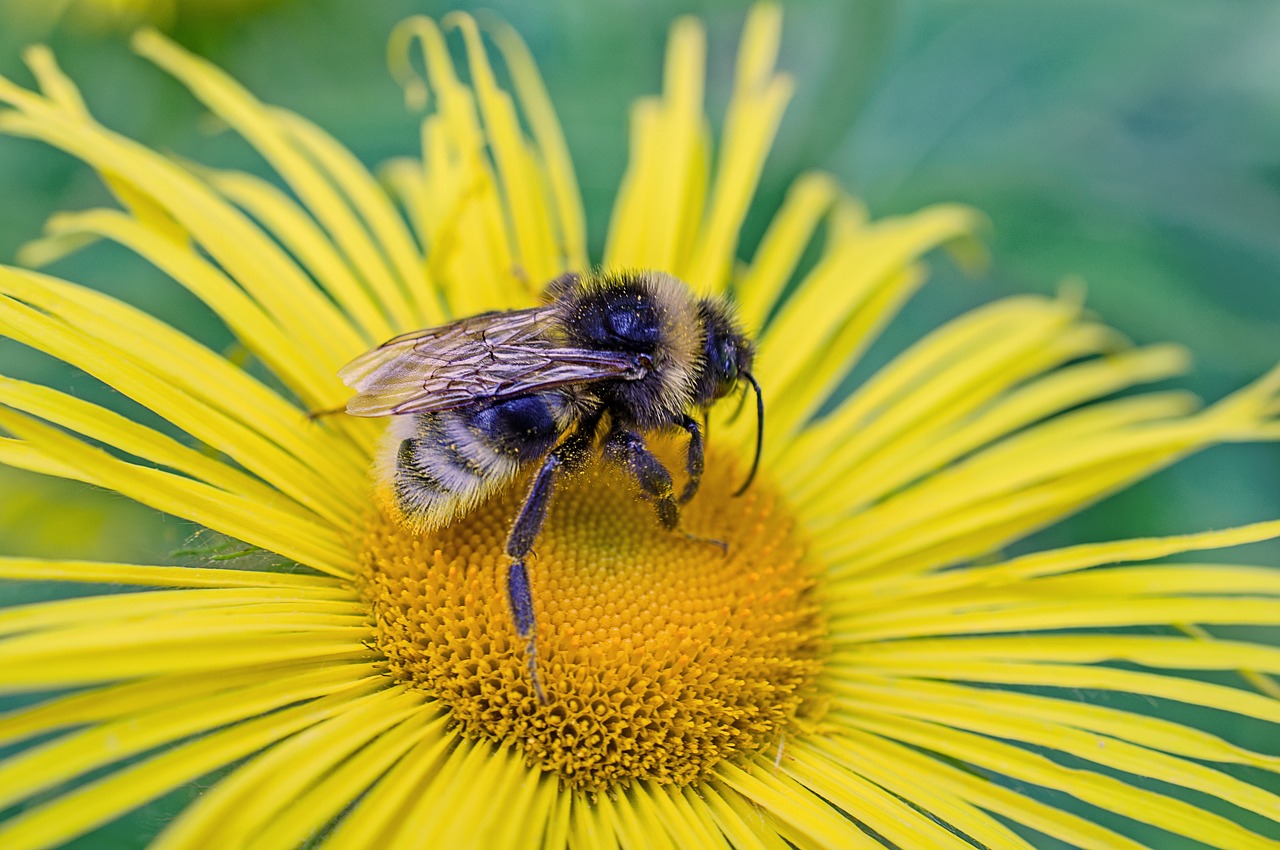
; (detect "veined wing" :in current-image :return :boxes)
[339,307,646,416]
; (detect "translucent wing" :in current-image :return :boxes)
[339,307,646,416]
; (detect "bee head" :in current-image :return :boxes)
[698,299,754,402]
[698,298,763,497]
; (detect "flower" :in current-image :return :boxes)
[2,4,1280,849]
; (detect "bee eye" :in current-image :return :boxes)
[712,339,738,396]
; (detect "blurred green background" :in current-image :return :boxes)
[0,0,1277,846]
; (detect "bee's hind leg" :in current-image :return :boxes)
[604,428,727,554]
[505,451,564,705]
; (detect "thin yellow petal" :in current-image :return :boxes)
[0,279,368,514]
[0,106,364,388]
[0,556,343,589]
[0,376,350,527]
[245,708,443,850]
[874,518,1280,602]
[714,762,881,849]
[0,665,380,813]
[21,45,188,244]
[818,405,1212,575]
[797,343,1190,520]
[19,211,344,411]
[685,3,792,293]
[132,29,423,333]
[698,783,791,850]
[570,791,620,850]
[883,670,1277,769]
[607,788,672,850]
[780,293,1086,492]
[832,728,1146,850]
[757,203,981,430]
[0,408,355,576]
[20,44,87,114]
[318,727,456,850]
[782,743,1003,850]
[831,597,1280,643]
[389,16,519,314]
[843,655,1280,726]
[206,167,398,342]
[841,708,1278,849]
[0,685,383,850]
[490,18,588,271]
[636,783,726,849]
[152,686,429,850]
[0,609,370,691]
[832,676,1280,819]
[734,171,838,332]
[794,736,1035,850]
[449,13,560,285]
[274,108,436,326]
[0,586,357,637]
[424,743,530,849]
[605,16,706,273]
[842,631,1280,681]
[0,660,354,748]
[485,763,556,850]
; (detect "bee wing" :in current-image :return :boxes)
[339,307,646,416]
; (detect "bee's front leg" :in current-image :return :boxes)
[603,428,679,529]
[675,413,704,504]
[604,428,727,554]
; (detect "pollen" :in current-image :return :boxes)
[359,438,828,790]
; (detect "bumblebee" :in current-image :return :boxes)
[339,269,762,700]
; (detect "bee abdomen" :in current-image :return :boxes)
[384,395,566,530]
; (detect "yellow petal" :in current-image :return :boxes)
[714,762,881,849]
[833,675,1280,817]
[0,407,355,577]
[317,727,457,850]
[0,556,343,589]
[830,728,1146,850]
[151,686,431,850]
[839,706,1278,849]
[0,665,380,813]
[685,3,792,293]
[0,660,353,748]
[489,18,588,271]
[244,709,442,850]
[449,13,560,285]
[132,29,425,333]
[0,376,350,528]
[793,736,1034,850]
[0,107,365,390]
[734,171,838,332]
[0,683,384,850]
[784,742,1008,850]
[605,16,706,273]
[698,782,790,850]
[0,586,357,637]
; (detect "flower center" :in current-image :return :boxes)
[359,437,827,790]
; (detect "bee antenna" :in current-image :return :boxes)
[733,371,763,497]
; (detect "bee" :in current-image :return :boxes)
[339,269,763,701]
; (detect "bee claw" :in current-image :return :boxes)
[526,638,548,704]
[681,530,729,556]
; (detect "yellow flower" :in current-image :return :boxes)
[2,5,1280,849]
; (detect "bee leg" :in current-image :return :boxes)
[675,413,704,504]
[505,451,564,705]
[604,428,728,553]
